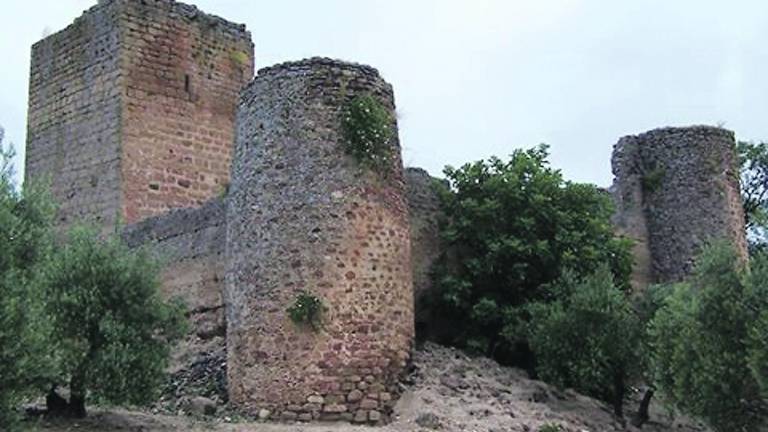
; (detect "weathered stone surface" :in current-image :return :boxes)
[368,410,382,422]
[122,198,226,338]
[405,167,444,338]
[25,1,123,231]
[119,0,253,224]
[353,409,368,423]
[347,389,363,402]
[26,0,254,230]
[225,58,413,423]
[611,126,748,286]
[187,396,217,416]
[306,395,324,404]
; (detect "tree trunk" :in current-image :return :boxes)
[68,367,87,418]
[631,388,654,427]
[45,385,69,415]
[612,371,625,418]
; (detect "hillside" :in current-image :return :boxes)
[27,343,709,432]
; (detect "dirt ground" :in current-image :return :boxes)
[21,343,710,432]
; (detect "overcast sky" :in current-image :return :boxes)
[1,0,767,187]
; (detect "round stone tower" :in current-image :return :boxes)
[225,58,413,423]
[611,126,748,286]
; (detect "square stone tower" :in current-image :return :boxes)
[25,0,254,228]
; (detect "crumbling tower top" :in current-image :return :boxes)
[611,125,748,286]
[25,0,254,229]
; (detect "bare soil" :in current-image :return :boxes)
[22,343,710,432]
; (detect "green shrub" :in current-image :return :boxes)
[747,308,768,399]
[341,94,394,172]
[0,133,56,429]
[42,227,187,417]
[738,140,768,252]
[745,252,768,399]
[430,145,632,366]
[537,424,562,432]
[528,266,642,416]
[287,291,323,330]
[648,243,766,431]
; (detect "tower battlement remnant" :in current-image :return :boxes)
[225,58,414,423]
[25,0,254,229]
[611,126,748,287]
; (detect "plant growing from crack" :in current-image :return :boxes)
[287,291,323,330]
[341,94,394,174]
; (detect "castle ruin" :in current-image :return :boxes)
[25,0,750,425]
[225,59,413,421]
[26,0,253,229]
[611,126,748,287]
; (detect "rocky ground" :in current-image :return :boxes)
[22,343,710,432]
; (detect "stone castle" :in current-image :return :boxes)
[611,126,748,288]
[25,0,748,424]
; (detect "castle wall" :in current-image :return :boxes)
[25,0,253,229]
[611,126,748,285]
[122,198,226,339]
[119,0,253,223]
[225,58,413,423]
[405,168,443,337]
[26,1,124,229]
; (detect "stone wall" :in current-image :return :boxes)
[122,198,226,339]
[26,1,123,229]
[120,0,253,223]
[611,126,748,286]
[225,58,414,424]
[405,167,443,338]
[25,0,254,230]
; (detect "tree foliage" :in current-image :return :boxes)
[430,145,632,365]
[341,94,394,172]
[41,227,187,417]
[648,243,767,431]
[738,140,768,250]
[746,254,768,400]
[527,266,642,416]
[0,129,56,429]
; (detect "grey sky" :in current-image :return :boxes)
[2,0,767,187]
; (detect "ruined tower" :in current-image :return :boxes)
[225,58,414,423]
[611,126,748,286]
[25,0,254,228]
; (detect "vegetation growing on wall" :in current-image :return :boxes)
[287,291,323,330]
[341,94,394,173]
[229,50,249,67]
[641,166,665,194]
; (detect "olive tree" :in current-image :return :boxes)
[648,243,767,431]
[0,128,56,429]
[42,227,187,417]
[527,267,642,417]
